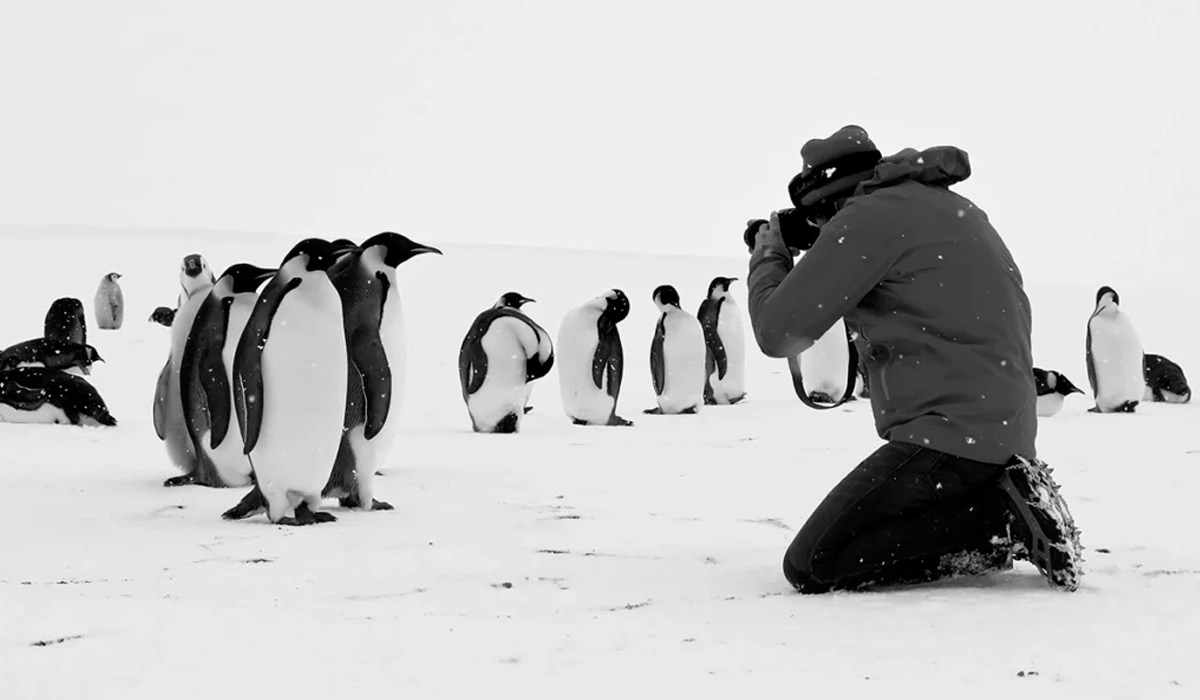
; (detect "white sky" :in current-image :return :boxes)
[2,1,1198,283]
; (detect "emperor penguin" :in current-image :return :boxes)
[323,232,442,509]
[177,264,277,488]
[43,298,87,346]
[797,318,854,404]
[0,367,117,426]
[1086,286,1144,413]
[697,276,746,405]
[646,285,705,415]
[557,289,633,426]
[1033,367,1085,417]
[1143,353,1191,404]
[155,254,216,486]
[0,338,103,376]
[94,272,124,330]
[229,238,358,525]
[459,292,555,433]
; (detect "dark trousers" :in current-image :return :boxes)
[783,441,1012,593]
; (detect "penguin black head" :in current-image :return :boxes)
[1095,286,1120,307]
[283,238,361,272]
[148,306,175,327]
[707,276,738,298]
[652,285,681,309]
[360,232,444,267]
[496,292,535,309]
[85,344,105,364]
[1033,368,1084,397]
[182,254,207,278]
[602,289,630,323]
[220,264,278,294]
[105,272,122,282]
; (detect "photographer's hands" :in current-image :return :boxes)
[753,213,800,257]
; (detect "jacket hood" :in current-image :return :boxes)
[859,146,971,195]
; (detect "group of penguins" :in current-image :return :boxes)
[0,274,126,426]
[146,233,755,525]
[1032,285,1191,417]
[2,232,1191,526]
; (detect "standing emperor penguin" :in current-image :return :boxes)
[94,272,124,330]
[697,276,746,405]
[177,264,277,488]
[44,298,87,346]
[223,234,442,520]
[646,285,706,415]
[557,289,633,426]
[227,239,358,525]
[324,232,442,509]
[1033,367,1085,417]
[459,292,554,433]
[1086,286,1145,413]
[154,254,216,486]
[797,318,854,403]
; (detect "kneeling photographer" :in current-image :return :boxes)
[746,125,1082,593]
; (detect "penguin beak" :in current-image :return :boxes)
[412,245,443,256]
[332,242,361,257]
[256,268,278,283]
[522,297,536,305]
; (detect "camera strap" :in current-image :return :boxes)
[785,326,860,410]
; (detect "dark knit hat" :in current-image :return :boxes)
[787,125,882,211]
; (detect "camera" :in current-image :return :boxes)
[743,208,822,253]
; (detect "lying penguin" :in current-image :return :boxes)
[1033,367,1085,417]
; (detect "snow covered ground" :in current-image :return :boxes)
[1,227,1197,697]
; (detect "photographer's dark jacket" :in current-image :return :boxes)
[748,146,1035,464]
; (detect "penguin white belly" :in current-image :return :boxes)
[468,318,534,431]
[250,287,348,505]
[800,318,849,399]
[708,304,746,403]
[659,314,706,413]
[1036,393,1065,418]
[0,403,72,424]
[203,299,255,487]
[163,293,209,471]
[558,310,612,423]
[1089,314,1143,410]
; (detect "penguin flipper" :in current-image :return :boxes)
[1085,325,1098,398]
[701,298,728,379]
[182,294,232,450]
[459,311,496,400]
[595,326,625,402]
[152,357,170,440]
[524,320,555,381]
[233,276,301,454]
[650,316,666,396]
[350,330,391,440]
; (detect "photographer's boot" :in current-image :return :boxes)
[999,456,1084,591]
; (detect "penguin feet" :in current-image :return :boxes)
[704,397,718,406]
[523,405,534,414]
[1116,401,1138,413]
[572,418,589,426]
[277,503,337,526]
[680,406,699,415]
[222,487,266,520]
[607,415,634,427]
[163,473,196,488]
[336,496,394,511]
[643,407,663,415]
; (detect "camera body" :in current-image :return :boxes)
[743,208,822,253]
